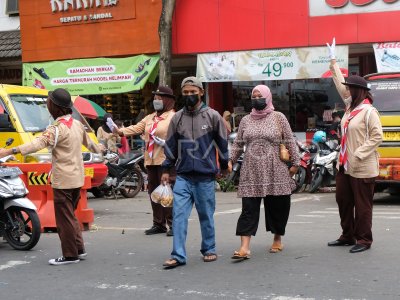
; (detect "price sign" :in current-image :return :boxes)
[197,45,349,82]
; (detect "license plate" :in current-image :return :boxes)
[383,131,400,141]
[84,167,94,178]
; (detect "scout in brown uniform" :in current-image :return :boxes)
[113,86,176,236]
[0,88,102,265]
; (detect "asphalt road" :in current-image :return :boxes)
[1,191,400,300]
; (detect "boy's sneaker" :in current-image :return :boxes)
[48,257,80,265]
[78,252,88,260]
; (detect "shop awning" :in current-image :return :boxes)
[22,54,159,95]
[0,31,21,59]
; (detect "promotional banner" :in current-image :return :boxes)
[373,42,400,72]
[23,55,159,95]
[197,46,348,82]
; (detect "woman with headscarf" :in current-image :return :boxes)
[327,39,383,253]
[96,113,121,152]
[113,86,176,236]
[229,84,300,260]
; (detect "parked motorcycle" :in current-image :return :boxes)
[223,131,243,192]
[222,154,243,192]
[308,139,339,193]
[91,149,144,198]
[293,139,312,193]
[0,138,41,250]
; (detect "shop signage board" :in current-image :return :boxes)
[22,55,159,95]
[197,46,348,82]
[373,42,400,72]
[42,0,135,27]
[309,0,400,16]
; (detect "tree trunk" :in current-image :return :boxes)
[158,0,176,87]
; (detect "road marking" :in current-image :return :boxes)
[94,282,317,299]
[0,261,30,271]
[310,211,400,215]
[288,222,313,224]
[91,225,148,231]
[296,215,326,218]
[214,196,317,216]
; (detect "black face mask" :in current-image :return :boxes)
[251,98,267,111]
[182,94,199,109]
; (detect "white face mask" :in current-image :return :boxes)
[153,99,164,111]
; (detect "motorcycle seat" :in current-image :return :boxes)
[118,152,143,166]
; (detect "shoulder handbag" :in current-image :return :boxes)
[278,116,291,162]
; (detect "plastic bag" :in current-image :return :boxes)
[150,183,174,207]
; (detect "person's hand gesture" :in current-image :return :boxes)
[0,148,10,159]
[326,37,336,60]
[161,172,170,184]
[152,135,166,147]
[289,166,299,177]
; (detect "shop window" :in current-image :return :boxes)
[6,0,19,16]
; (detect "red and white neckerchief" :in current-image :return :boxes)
[147,115,164,159]
[339,99,371,170]
[58,115,73,128]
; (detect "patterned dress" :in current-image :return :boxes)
[230,111,300,197]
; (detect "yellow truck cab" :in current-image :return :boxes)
[365,73,400,195]
[0,84,107,188]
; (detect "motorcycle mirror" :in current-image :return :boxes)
[5,138,14,147]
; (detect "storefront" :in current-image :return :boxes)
[19,0,164,123]
[172,0,400,134]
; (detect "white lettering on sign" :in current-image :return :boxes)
[309,0,400,16]
[51,73,133,85]
[66,65,116,75]
[50,0,118,13]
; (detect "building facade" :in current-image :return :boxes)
[172,0,400,132]
[0,0,21,85]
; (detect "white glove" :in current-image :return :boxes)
[326,37,336,60]
[106,117,118,132]
[152,135,165,147]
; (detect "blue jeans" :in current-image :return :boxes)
[171,176,216,263]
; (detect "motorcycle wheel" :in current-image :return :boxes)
[4,207,41,251]
[90,187,105,198]
[309,169,323,193]
[120,168,144,198]
[293,167,306,193]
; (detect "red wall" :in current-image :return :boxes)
[172,0,400,54]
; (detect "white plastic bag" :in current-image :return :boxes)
[150,183,174,207]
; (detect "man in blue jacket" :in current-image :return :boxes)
[161,76,229,268]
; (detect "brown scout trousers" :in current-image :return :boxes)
[53,188,85,258]
[335,168,376,247]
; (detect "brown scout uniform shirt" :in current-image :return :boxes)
[19,115,101,189]
[120,110,175,167]
[330,61,383,178]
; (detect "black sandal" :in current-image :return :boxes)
[203,253,218,262]
[163,258,185,269]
